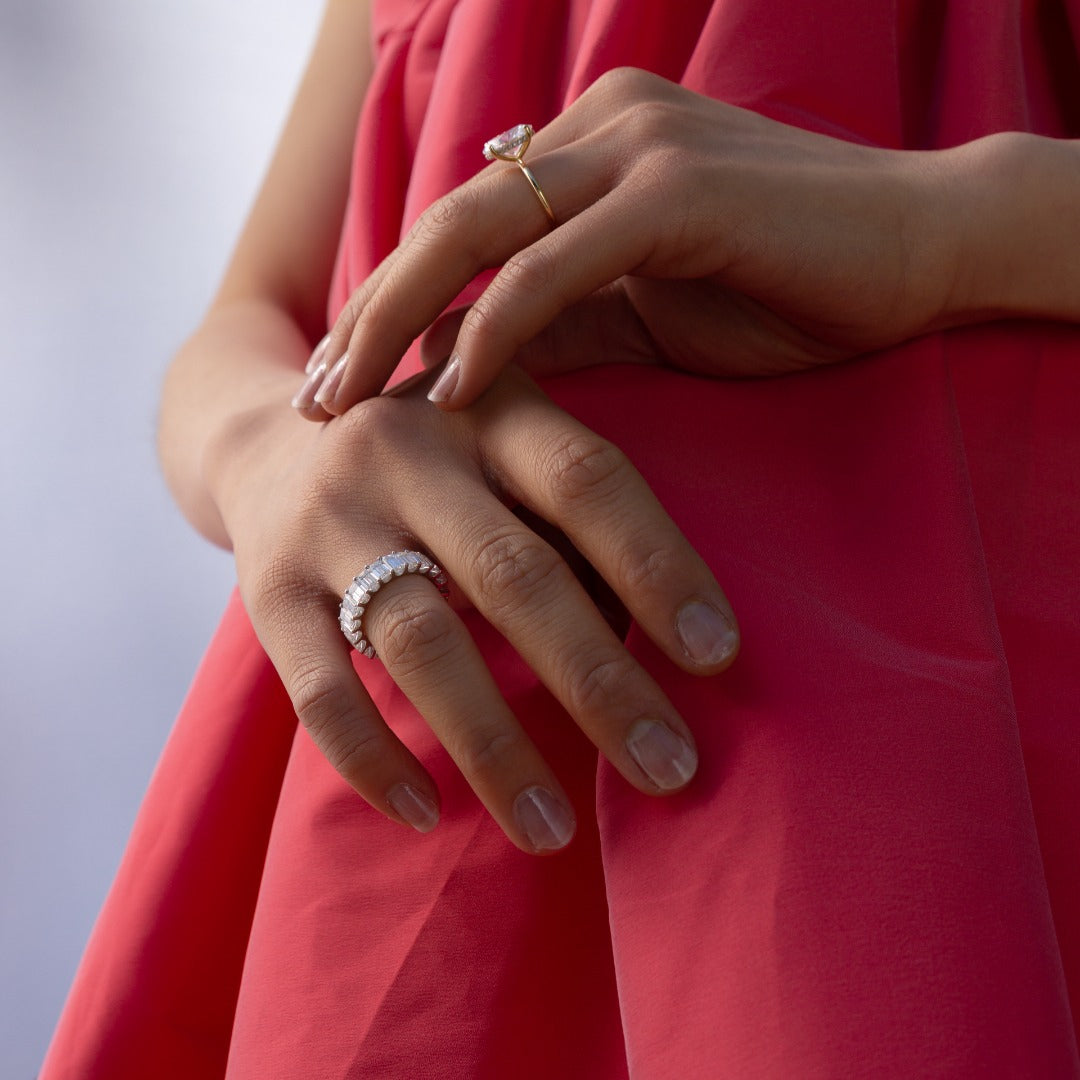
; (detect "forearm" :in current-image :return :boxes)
[159,300,311,549]
[947,132,1080,326]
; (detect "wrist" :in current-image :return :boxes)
[943,131,1080,325]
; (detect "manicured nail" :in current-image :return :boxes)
[626,720,698,791]
[291,360,328,410]
[314,353,349,406]
[427,354,461,404]
[387,783,440,833]
[305,333,332,374]
[513,785,575,852]
[676,600,739,666]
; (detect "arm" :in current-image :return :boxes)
[159,0,373,546]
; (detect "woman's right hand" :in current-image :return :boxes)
[209,365,739,854]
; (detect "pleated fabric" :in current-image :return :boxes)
[42,2,1080,1076]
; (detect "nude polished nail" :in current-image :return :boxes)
[626,720,698,791]
[514,785,575,852]
[676,600,739,666]
[305,333,332,374]
[314,353,349,406]
[387,783,440,834]
[427,355,461,404]
[291,360,328,410]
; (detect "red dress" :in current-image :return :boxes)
[42,1,1080,1076]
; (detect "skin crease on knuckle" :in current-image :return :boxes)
[470,526,568,621]
[372,595,459,679]
[541,431,628,512]
[561,647,645,727]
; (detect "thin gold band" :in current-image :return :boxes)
[515,160,556,224]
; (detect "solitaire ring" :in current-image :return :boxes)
[483,123,556,225]
[339,551,450,659]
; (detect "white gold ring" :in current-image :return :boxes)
[339,550,450,658]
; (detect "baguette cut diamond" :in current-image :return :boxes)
[338,550,451,660]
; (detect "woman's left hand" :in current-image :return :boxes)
[300,66,993,416]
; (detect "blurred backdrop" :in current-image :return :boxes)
[0,2,323,1072]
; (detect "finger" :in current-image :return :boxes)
[433,187,660,408]
[399,461,701,799]
[253,583,444,834]
[315,136,612,415]
[478,374,740,673]
[359,571,578,855]
[420,286,660,381]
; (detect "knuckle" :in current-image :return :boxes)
[247,549,318,630]
[335,394,404,457]
[565,650,640,720]
[375,593,457,675]
[617,543,676,596]
[472,528,564,616]
[291,664,347,736]
[498,249,560,299]
[542,432,628,507]
[413,188,481,249]
[289,666,385,781]
[594,65,655,103]
[456,722,527,782]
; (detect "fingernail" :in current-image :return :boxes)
[387,783,440,833]
[626,720,698,791]
[427,355,461,404]
[291,360,328,410]
[314,353,349,406]
[305,333,332,374]
[513,785,575,852]
[676,600,739,666]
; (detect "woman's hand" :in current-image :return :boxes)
[299,66,986,415]
[212,365,739,854]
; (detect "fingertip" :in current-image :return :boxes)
[625,719,699,793]
[305,333,332,374]
[512,784,576,854]
[313,353,350,409]
[427,354,462,406]
[387,781,441,834]
[675,598,740,673]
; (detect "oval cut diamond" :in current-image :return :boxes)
[483,123,533,161]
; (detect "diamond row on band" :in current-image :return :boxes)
[339,551,450,659]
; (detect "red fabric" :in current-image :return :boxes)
[43,1,1080,1076]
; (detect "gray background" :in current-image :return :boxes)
[1,2,324,1073]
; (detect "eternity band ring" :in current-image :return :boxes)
[483,123,556,225]
[339,550,450,659]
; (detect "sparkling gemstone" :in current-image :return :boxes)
[341,595,360,618]
[386,553,408,576]
[376,562,393,583]
[483,123,532,161]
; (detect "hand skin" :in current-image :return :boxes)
[159,3,738,854]
[303,67,1080,415]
